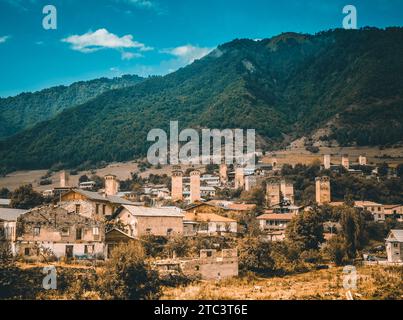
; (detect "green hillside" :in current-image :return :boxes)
[0,75,144,139]
[0,28,402,173]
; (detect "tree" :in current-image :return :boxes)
[98,242,161,300]
[10,184,44,209]
[0,187,10,199]
[322,235,347,266]
[286,211,324,251]
[339,206,367,259]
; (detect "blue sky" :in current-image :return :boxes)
[0,0,402,97]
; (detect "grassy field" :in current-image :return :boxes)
[162,265,403,300]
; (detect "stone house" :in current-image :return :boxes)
[0,208,28,255]
[16,205,105,259]
[385,229,403,263]
[60,189,134,218]
[154,249,238,280]
[114,205,184,237]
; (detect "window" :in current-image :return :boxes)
[93,227,100,240]
[206,251,213,257]
[96,204,100,214]
[84,245,94,254]
[61,228,70,236]
[167,228,173,236]
[75,204,81,214]
[76,228,82,240]
[146,228,151,235]
[393,243,398,248]
[102,205,106,215]
[24,248,30,256]
[33,227,40,236]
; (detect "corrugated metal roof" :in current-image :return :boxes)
[69,189,134,205]
[0,208,28,221]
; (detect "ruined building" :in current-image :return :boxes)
[315,176,331,204]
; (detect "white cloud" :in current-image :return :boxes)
[0,35,10,44]
[61,28,153,54]
[121,51,142,60]
[162,44,213,64]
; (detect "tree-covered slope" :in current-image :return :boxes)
[0,28,402,173]
[0,75,144,139]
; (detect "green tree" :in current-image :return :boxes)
[0,187,10,199]
[286,211,324,251]
[10,184,44,209]
[98,242,161,300]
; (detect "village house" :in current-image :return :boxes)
[153,248,238,280]
[183,211,237,235]
[256,212,294,241]
[114,205,184,237]
[16,205,105,259]
[60,188,133,218]
[385,230,403,263]
[104,228,137,259]
[0,198,11,208]
[384,205,403,222]
[0,208,28,255]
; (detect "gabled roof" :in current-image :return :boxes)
[386,229,403,242]
[0,208,29,221]
[122,205,184,217]
[64,189,134,205]
[184,212,236,223]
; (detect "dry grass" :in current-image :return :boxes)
[161,265,403,300]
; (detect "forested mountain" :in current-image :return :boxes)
[0,75,144,138]
[0,28,402,173]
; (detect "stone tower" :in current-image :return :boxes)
[105,174,119,196]
[219,163,228,184]
[171,167,183,201]
[280,179,294,204]
[60,171,70,188]
[234,167,245,189]
[266,180,281,207]
[315,176,331,204]
[190,170,201,203]
[341,154,349,169]
[323,154,331,170]
[359,155,367,166]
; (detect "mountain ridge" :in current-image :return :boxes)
[0,27,402,173]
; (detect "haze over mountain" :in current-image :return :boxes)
[0,75,144,139]
[0,28,402,174]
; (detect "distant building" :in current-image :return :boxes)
[266,179,295,206]
[385,230,403,263]
[342,155,350,170]
[234,167,245,189]
[315,176,331,204]
[0,199,11,208]
[105,174,119,196]
[359,155,367,166]
[323,154,331,170]
[256,213,294,241]
[190,170,201,203]
[201,174,220,187]
[60,171,70,188]
[219,163,228,184]
[60,189,133,218]
[79,181,96,190]
[171,168,183,201]
[0,208,28,255]
[183,212,237,235]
